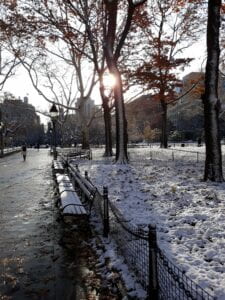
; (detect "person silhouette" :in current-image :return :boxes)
[21,144,27,161]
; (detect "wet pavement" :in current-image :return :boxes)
[0,149,120,300]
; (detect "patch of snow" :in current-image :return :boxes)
[74,145,225,298]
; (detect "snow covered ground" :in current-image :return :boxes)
[73,145,225,299]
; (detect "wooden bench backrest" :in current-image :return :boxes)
[69,165,97,201]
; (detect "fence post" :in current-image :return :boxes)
[70,168,78,194]
[84,171,89,201]
[197,152,199,163]
[172,151,174,161]
[89,149,92,160]
[150,151,153,160]
[148,225,158,300]
[75,164,79,172]
[103,186,109,238]
[64,158,69,172]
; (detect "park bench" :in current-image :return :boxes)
[55,180,74,197]
[59,190,87,217]
[52,160,65,175]
[54,174,71,191]
[54,173,72,196]
[68,165,97,214]
[54,172,88,223]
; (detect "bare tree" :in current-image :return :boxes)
[0,43,20,90]
[21,48,99,149]
[1,0,99,149]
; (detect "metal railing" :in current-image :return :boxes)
[104,194,214,299]
[157,248,214,299]
[109,201,149,291]
[91,146,225,166]
[0,147,21,157]
[128,147,205,164]
[58,147,92,160]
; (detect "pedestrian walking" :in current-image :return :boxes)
[21,144,27,161]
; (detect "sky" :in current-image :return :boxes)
[2,66,103,126]
[1,39,206,126]
[2,70,50,124]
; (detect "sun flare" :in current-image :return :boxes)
[103,73,116,88]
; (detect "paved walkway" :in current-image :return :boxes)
[0,149,118,300]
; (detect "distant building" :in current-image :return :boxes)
[168,71,225,140]
[126,94,162,143]
[0,93,44,145]
[76,97,96,119]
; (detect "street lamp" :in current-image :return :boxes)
[49,103,59,160]
[0,122,4,158]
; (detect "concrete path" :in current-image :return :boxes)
[0,149,119,300]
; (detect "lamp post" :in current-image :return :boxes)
[0,121,4,158]
[49,103,59,160]
[49,127,53,151]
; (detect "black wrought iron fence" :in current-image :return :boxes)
[107,198,214,300]
[68,163,215,300]
[128,148,205,164]
[58,147,92,160]
[109,201,149,291]
[81,146,225,165]
[157,248,214,300]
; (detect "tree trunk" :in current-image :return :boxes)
[103,0,128,163]
[99,81,113,157]
[103,103,113,157]
[203,0,223,182]
[0,132,3,157]
[104,70,128,164]
[78,104,90,150]
[113,65,128,163]
[160,101,168,148]
[81,125,90,149]
[0,110,4,157]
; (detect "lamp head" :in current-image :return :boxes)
[49,103,59,119]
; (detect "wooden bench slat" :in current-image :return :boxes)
[69,165,93,190]
[74,175,92,198]
[69,166,96,198]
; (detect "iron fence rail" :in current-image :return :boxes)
[157,248,214,300]
[89,147,205,164]
[90,146,225,164]
[109,201,149,290]
[128,148,205,164]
